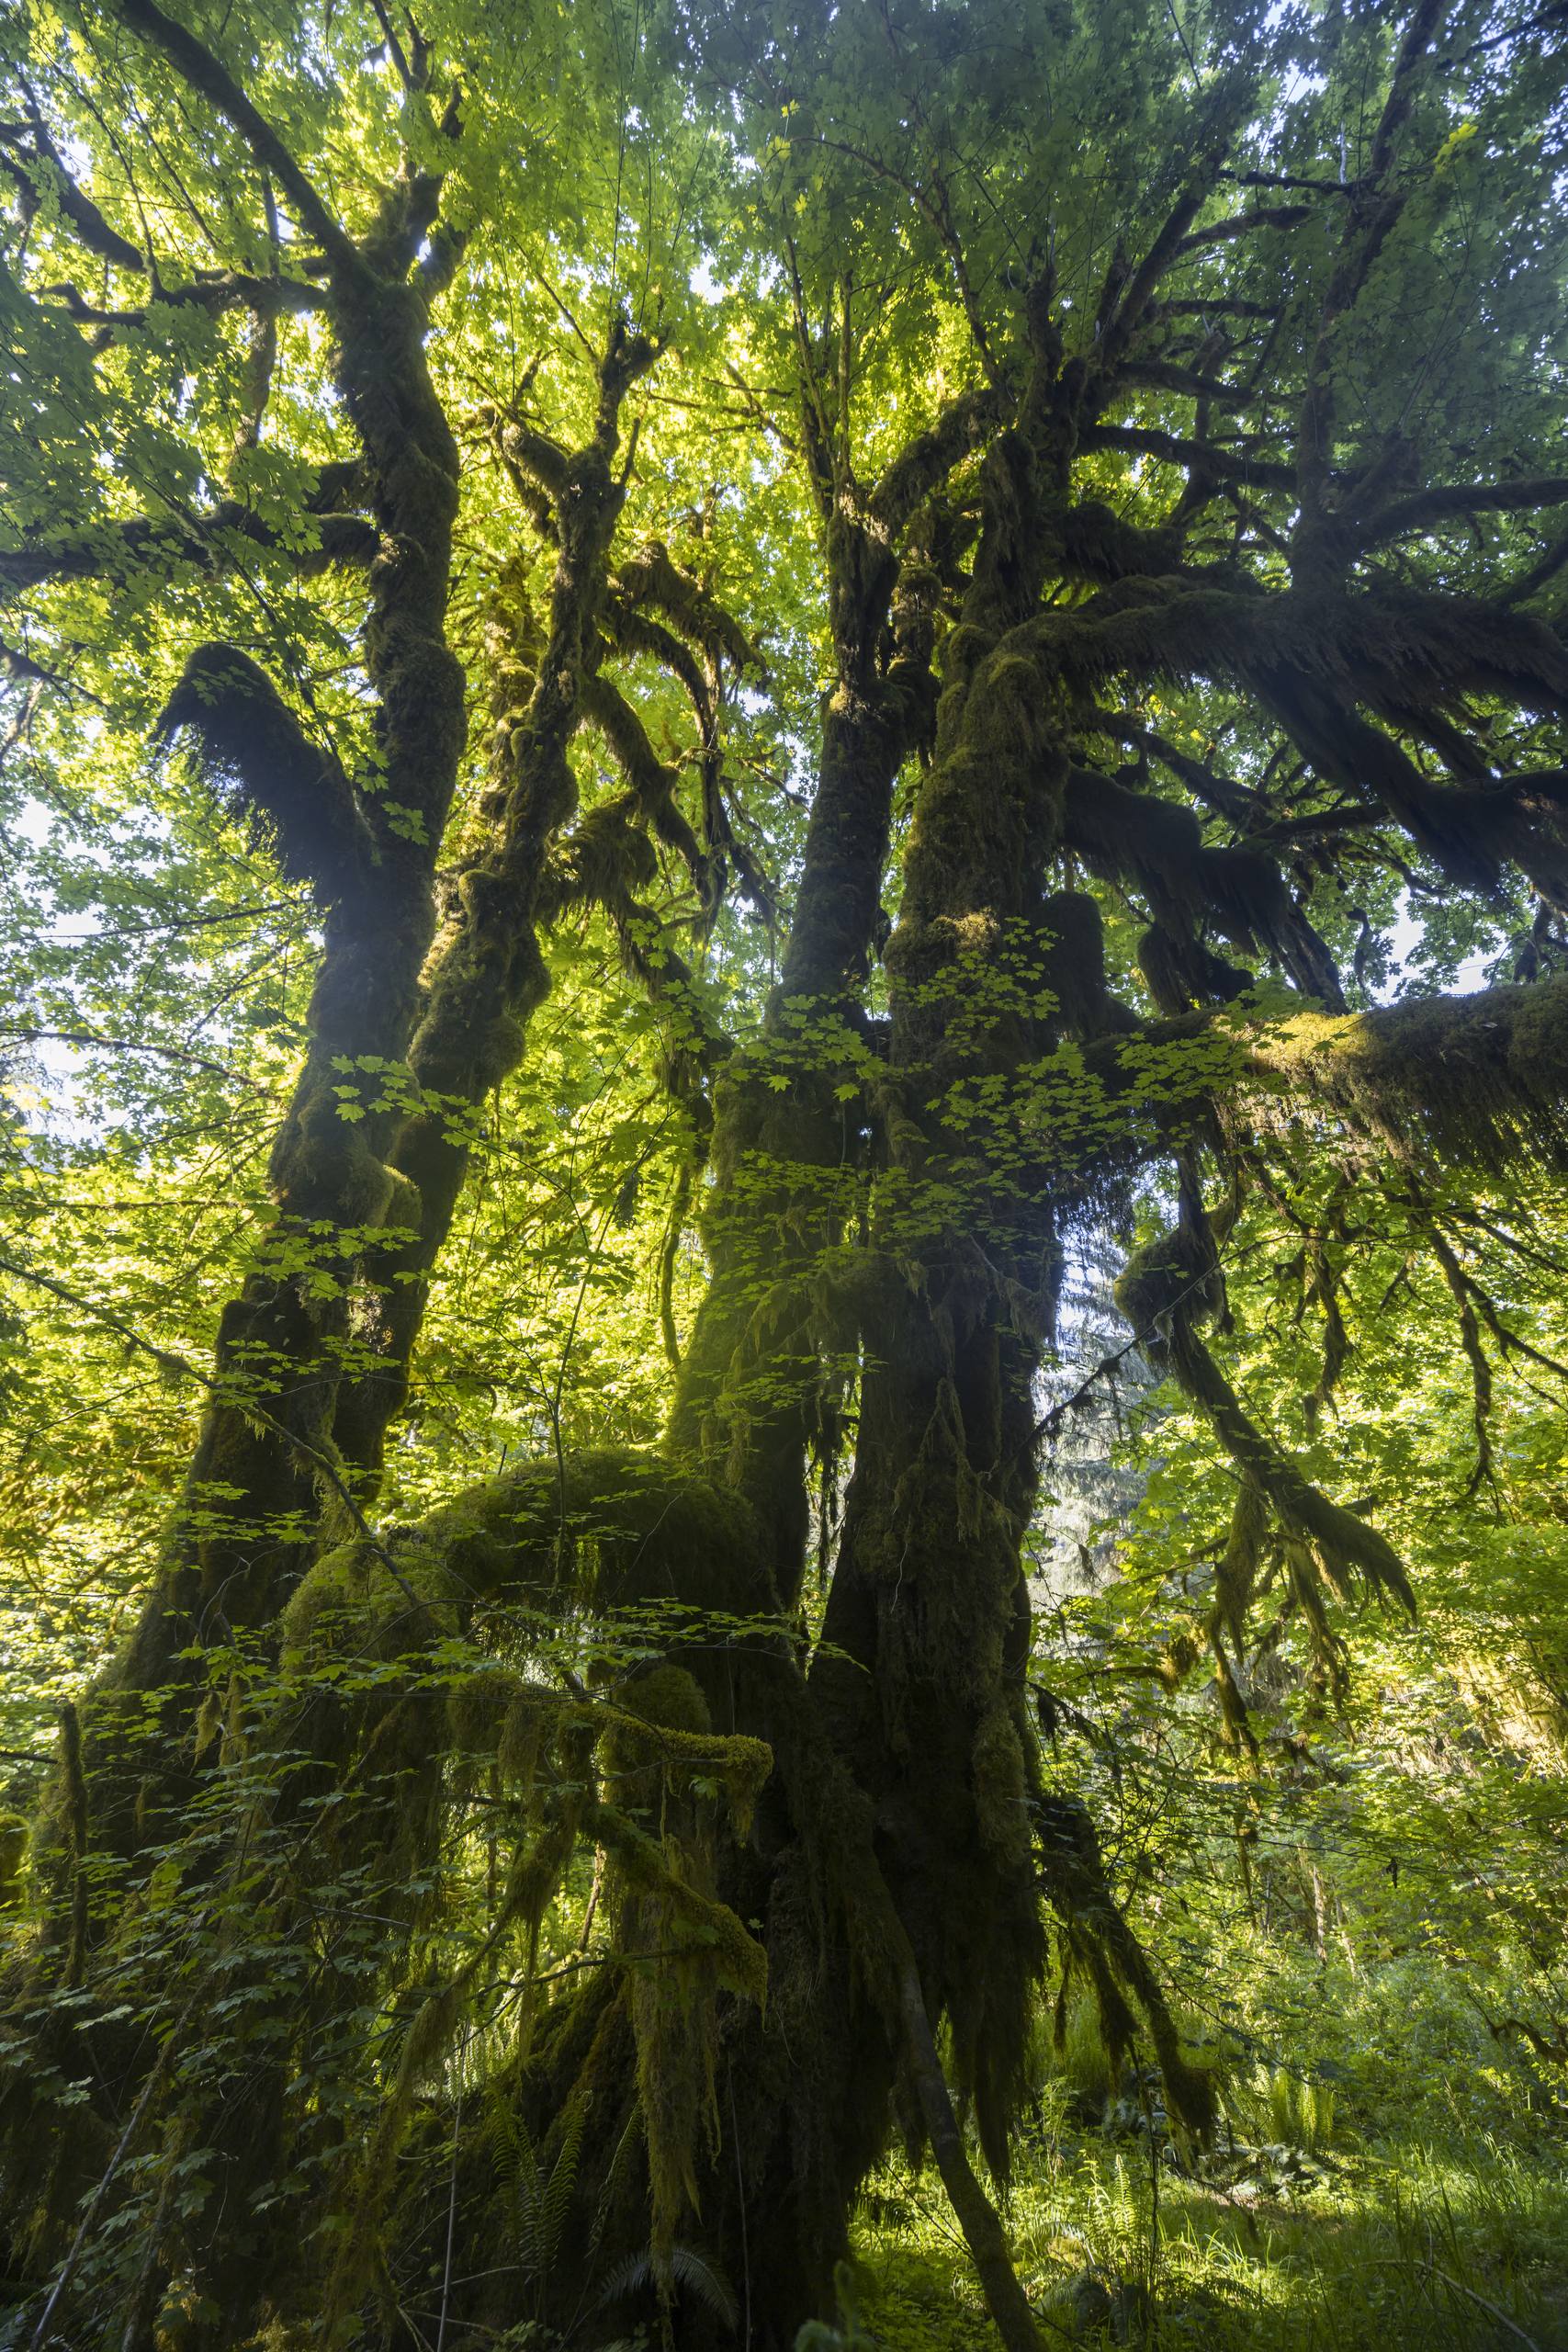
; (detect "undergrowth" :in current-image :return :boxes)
[836,1961,1568,2352]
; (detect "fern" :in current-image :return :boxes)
[486,2098,544,2273]
[536,2083,590,2276]
[585,2107,643,2272]
[594,2242,738,2328]
[484,2083,591,2290]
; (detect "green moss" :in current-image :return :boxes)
[1252,979,1568,1175]
[0,1812,27,1909]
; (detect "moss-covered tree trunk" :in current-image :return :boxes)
[14,8,1568,2345]
[706,426,1078,2328]
[75,214,469,1871]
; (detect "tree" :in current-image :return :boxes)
[2,0,1567,2344]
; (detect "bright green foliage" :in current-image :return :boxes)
[2,1,1568,2347]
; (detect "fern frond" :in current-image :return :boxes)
[594,2243,738,2326]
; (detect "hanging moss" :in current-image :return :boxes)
[1118,1219,1414,1616]
[1034,1791,1215,2138]
[581,1794,770,2295]
[611,540,761,675]
[1063,766,1344,1008]
[216,1446,781,2348]
[1252,977,1568,1175]
[1138,919,1254,1014]
[156,642,377,904]
[599,1683,773,1843]
[0,1812,26,1909]
[1214,1476,1269,1650]
[1034,889,1139,1037]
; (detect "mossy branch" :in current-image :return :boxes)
[1117,1221,1414,1614]
[1035,1789,1217,2140]
[867,385,1007,537]
[577,672,712,900]
[155,642,376,904]
[611,541,760,674]
[1247,978,1568,1176]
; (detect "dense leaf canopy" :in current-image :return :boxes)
[2,1,1567,2347]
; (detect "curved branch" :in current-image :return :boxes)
[1175,203,1313,251]
[867,384,1007,537]
[1352,475,1568,552]
[0,107,144,271]
[1094,176,1212,370]
[576,671,711,898]
[39,269,327,325]
[611,541,759,673]
[1117,1216,1413,1612]
[156,642,377,903]
[1077,424,1295,492]
[600,602,713,729]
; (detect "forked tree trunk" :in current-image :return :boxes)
[13,6,1568,2349]
[448,432,1086,2352]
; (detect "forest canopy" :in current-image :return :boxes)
[2,0,1568,2346]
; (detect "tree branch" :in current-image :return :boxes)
[1076,424,1295,492]
[109,0,362,282]
[0,494,376,595]
[868,384,1007,536]
[1352,475,1568,551]
[0,107,144,271]
[1176,204,1312,252]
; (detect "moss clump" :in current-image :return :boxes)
[1253,978,1568,1175]
[282,1445,773,1678]
[156,642,377,905]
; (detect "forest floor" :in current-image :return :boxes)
[842,1965,1568,2352]
[852,2129,1568,2350]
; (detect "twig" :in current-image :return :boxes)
[27,2007,189,2352]
[0,1026,270,1095]
[1419,2264,1540,2351]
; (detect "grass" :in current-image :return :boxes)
[852,2138,1568,2349]
[843,1988,1568,2352]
